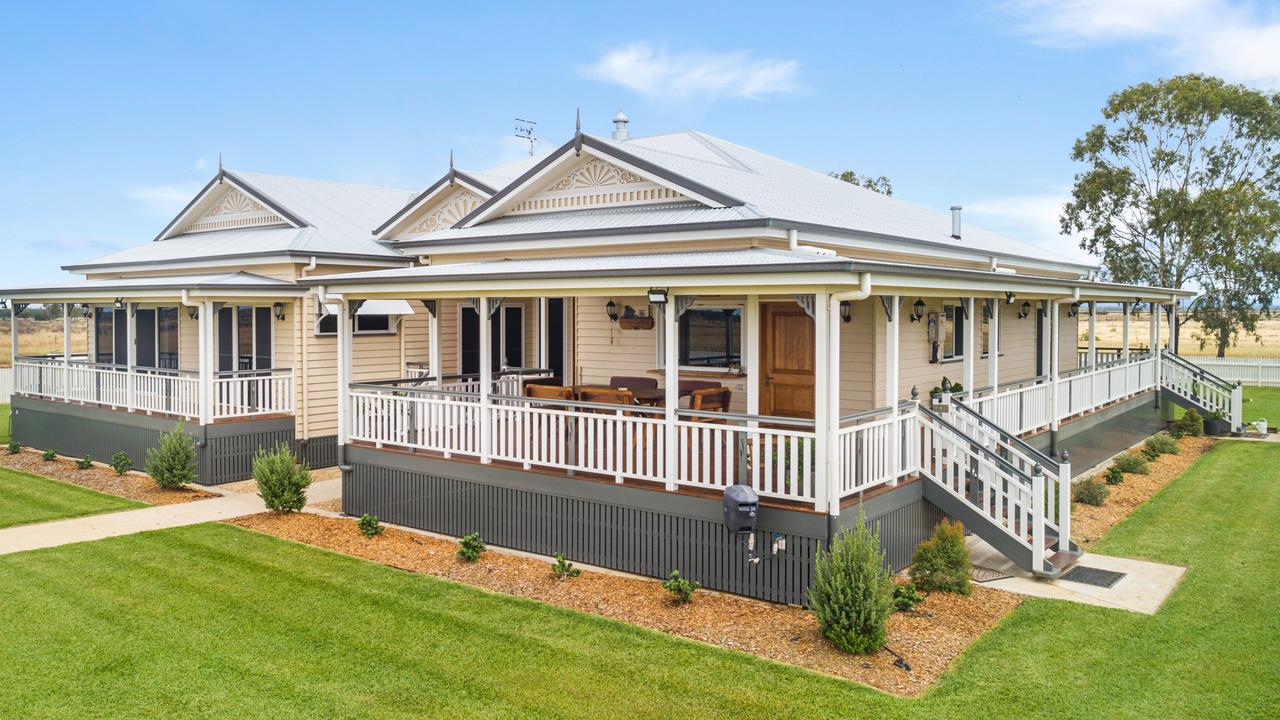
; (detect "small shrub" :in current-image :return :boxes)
[253,444,312,512]
[1112,452,1150,475]
[110,451,132,476]
[1145,434,1180,455]
[6,441,19,455]
[810,512,896,653]
[661,570,701,604]
[1103,465,1125,485]
[457,532,485,562]
[145,423,197,489]
[1073,478,1110,506]
[551,552,581,580]
[909,519,972,595]
[1176,408,1204,437]
[75,455,93,470]
[357,514,383,539]
[893,582,926,612]
[1140,444,1160,461]
[41,448,57,462]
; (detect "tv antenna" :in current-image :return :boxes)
[514,118,537,156]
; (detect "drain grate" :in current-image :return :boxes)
[970,566,1011,583]
[1060,566,1127,588]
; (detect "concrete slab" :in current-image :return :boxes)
[0,478,342,556]
[966,536,1185,615]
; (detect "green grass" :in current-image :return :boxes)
[0,442,1276,718]
[1241,386,1280,426]
[0,467,144,529]
[0,403,9,444]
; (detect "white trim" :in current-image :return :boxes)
[376,177,495,241]
[64,254,410,276]
[457,301,526,374]
[314,313,398,337]
[159,175,304,242]
[655,298,744,372]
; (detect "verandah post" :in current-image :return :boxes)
[197,300,212,424]
[1087,300,1097,369]
[479,296,492,464]
[428,299,442,387]
[336,296,353,447]
[126,301,136,412]
[825,293,842,516]
[62,301,72,402]
[1121,301,1130,362]
[662,296,678,491]
[813,292,830,513]
[962,296,975,398]
[884,295,900,485]
[988,296,1000,413]
[1049,300,1060,430]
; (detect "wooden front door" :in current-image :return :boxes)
[760,302,815,419]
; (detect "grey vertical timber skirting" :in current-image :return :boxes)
[294,435,338,470]
[1026,391,1165,474]
[11,396,298,485]
[342,446,939,605]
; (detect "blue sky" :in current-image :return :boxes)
[2,0,1277,285]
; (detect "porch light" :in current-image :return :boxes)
[646,288,668,306]
[839,300,852,324]
[1068,302,1080,318]
[605,299,618,322]
[1005,291,1016,305]
[910,298,925,323]
[272,302,286,321]
[186,305,199,320]
[81,304,92,318]
[113,298,125,310]
[1019,300,1032,319]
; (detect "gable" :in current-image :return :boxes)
[179,185,288,235]
[503,156,690,216]
[403,186,485,236]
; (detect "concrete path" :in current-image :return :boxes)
[967,536,1185,615]
[0,478,342,556]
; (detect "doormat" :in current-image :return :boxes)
[970,565,1011,583]
[1060,566,1126,588]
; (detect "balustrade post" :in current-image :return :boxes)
[62,302,72,402]
[662,299,678,491]
[1031,464,1046,573]
[1057,450,1071,553]
[479,296,493,464]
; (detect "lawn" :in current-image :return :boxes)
[0,466,144,529]
[0,403,9,444]
[0,442,1275,718]
[1241,386,1280,426]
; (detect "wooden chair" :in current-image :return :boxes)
[678,379,722,395]
[608,375,657,391]
[578,387,635,409]
[522,376,563,392]
[525,383,573,402]
[689,387,732,415]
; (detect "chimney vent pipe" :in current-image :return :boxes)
[950,205,962,240]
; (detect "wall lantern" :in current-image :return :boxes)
[605,299,619,322]
[646,288,668,306]
[910,298,925,323]
[1068,302,1080,318]
[81,304,93,318]
[186,305,199,320]
[839,300,853,324]
[113,298,125,310]
[272,302,286,321]
[1005,291,1016,305]
[1019,300,1032,320]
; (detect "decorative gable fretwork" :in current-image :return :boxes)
[182,187,286,234]
[406,187,484,235]
[505,157,687,216]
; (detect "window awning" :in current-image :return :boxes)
[319,299,417,317]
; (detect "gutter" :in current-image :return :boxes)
[831,272,872,302]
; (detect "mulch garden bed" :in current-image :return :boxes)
[1071,435,1215,548]
[0,450,216,505]
[229,512,1021,696]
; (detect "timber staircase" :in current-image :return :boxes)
[1159,350,1244,432]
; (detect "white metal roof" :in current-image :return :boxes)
[0,271,300,298]
[308,247,853,285]
[67,171,417,270]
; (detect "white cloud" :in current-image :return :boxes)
[124,182,203,216]
[965,191,1100,266]
[1000,0,1280,88]
[583,43,799,101]
[193,157,208,172]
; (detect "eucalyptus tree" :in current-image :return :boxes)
[1061,74,1280,351]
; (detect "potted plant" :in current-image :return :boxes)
[929,378,955,410]
[1205,409,1231,437]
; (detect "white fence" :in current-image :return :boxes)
[0,366,11,404]
[213,369,295,419]
[1178,356,1280,387]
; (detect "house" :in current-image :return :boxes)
[3,113,1239,604]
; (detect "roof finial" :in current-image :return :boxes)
[574,107,583,157]
[448,149,456,185]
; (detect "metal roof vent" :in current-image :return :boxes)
[612,110,630,141]
[950,205,962,240]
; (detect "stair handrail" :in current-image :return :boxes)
[917,404,1035,486]
[1162,349,1234,390]
[951,398,1061,471]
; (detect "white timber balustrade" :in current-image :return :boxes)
[15,357,202,420]
[1159,350,1242,430]
[212,369,295,419]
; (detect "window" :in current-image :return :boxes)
[676,307,742,369]
[218,305,273,371]
[94,308,114,364]
[457,304,523,375]
[314,313,396,335]
[942,305,964,360]
[157,307,179,369]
